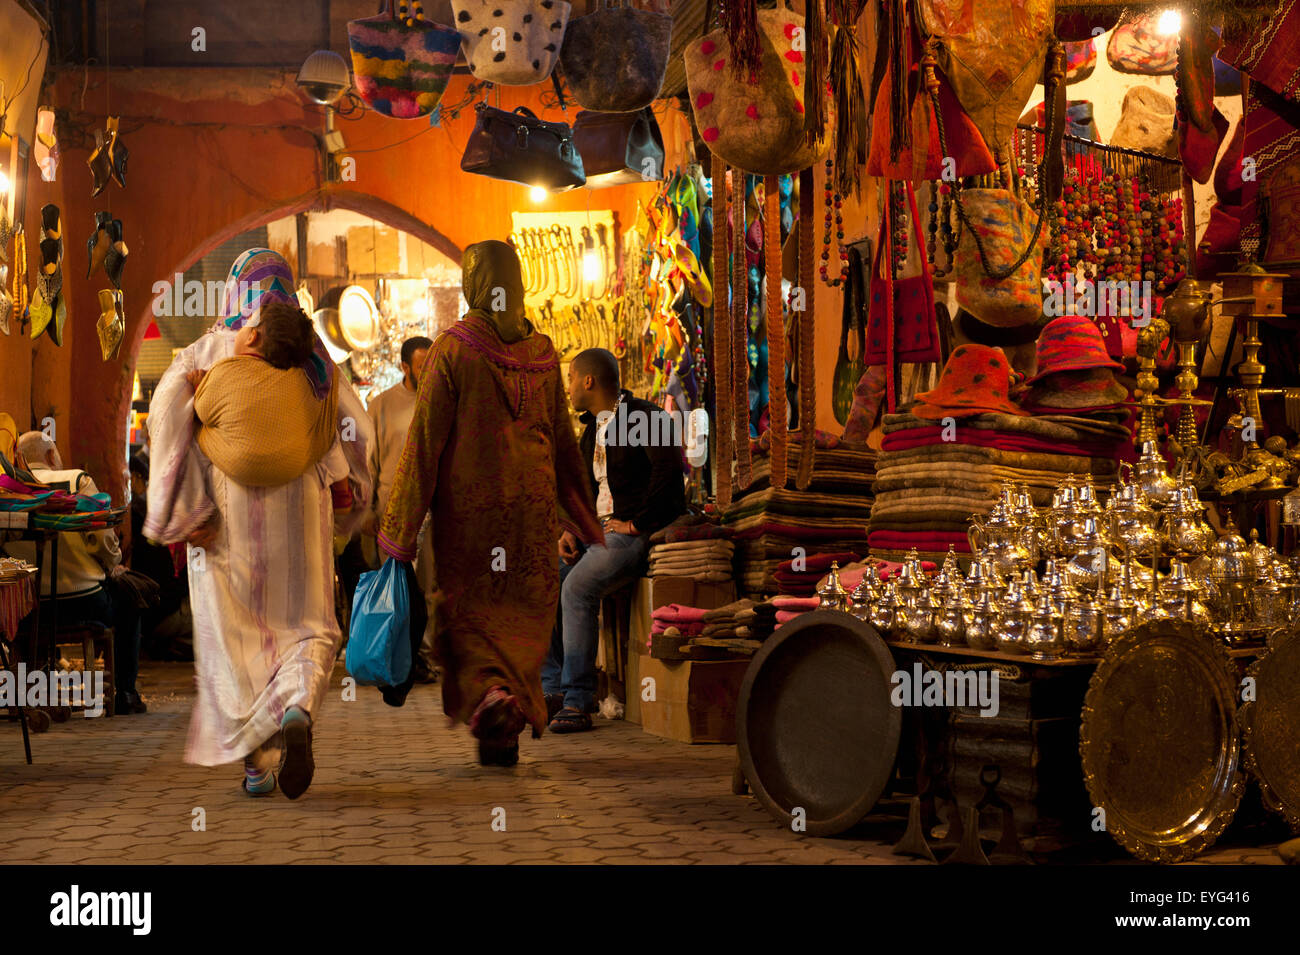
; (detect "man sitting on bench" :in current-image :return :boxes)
[544,348,686,734]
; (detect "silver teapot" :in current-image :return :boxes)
[963,588,999,651]
[935,587,968,647]
[1063,596,1104,653]
[817,561,850,611]
[900,586,938,644]
[848,566,880,620]
[1025,591,1067,661]
[1126,441,1180,508]
[1064,516,1112,594]
[1106,483,1161,556]
[1100,578,1138,645]
[869,580,898,635]
[994,576,1035,655]
[1163,484,1214,556]
[1156,560,1211,624]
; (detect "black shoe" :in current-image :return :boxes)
[114,693,132,715]
[128,692,147,714]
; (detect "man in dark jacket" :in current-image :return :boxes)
[544,348,686,732]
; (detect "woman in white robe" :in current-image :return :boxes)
[145,249,372,798]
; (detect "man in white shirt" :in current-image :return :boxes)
[3,431,145,713]
[365,336,437,682]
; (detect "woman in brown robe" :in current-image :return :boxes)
[379,240,602,765]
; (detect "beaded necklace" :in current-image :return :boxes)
[820,159,849,287]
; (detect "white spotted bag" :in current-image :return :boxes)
[684,2,830,176]
[452,0,571,86]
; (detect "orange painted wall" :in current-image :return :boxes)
[19,67,692,501]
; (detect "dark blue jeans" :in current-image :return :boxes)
[542,532,648,714]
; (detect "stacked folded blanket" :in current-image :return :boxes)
[699,598,779,641]
[867,412,1127,563]
[723,443,877,596]
[647,539,735,581]
[648,600,778,660]
[772,550,862,597]
[772,594,820,625]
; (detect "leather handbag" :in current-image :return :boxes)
[347,0,462,120]
[560,0,674,112]
[571,107,665,188]
[866,183,939,366]
[460,103,586,191]
[452,0,571,86]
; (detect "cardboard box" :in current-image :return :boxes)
[637,655,750,744]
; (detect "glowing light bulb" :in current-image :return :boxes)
[1157,9,1182,35]
[583,251,600,282]
[0,169,10,194]
[530,186,548,202]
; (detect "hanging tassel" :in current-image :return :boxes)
[831,21,866,197]
[720,0,763,80]
[764,176,788,490]
[712,154,734,507]
[889,0,910,163]
[796,166,817,491]
[804,0,830,146]
[733,169,753,490]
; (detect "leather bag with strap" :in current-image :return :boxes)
[460,103,586,191]
[571,107,665,188]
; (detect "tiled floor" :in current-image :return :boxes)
[0,662,1285,865]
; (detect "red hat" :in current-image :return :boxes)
[1026,316,1124,385]
[910,344,1026,420]
[1020,367,1130,412]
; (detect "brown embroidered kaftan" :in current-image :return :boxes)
[379,244,601,736]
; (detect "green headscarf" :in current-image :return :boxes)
[461,240,531,344]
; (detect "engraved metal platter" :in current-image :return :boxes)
[1080,620,1245,862]
[1239,631,1300,831]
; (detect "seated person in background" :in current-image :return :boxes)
[128,454,189,661]
[185,301,339,488]
[543,348,686,733]
[3,431,146,714]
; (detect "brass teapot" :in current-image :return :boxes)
[1126,441,1180,507]
[1063,596,1104,653]
[1156,560,1211,624]
[963,587,999,651]
[994,576,1035,655]
[1025,591,1067,661]
[1105,484,1161,556]
[1163,484,1214,556]
[817,562,850,611]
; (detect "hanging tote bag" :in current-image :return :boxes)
[346,557,414,687]
[460,103,587,190]
[572,107,665,187]
[347,1,462,120]
[952,188,1047,327]
[452,0,571,86]
[915,0,1052,167]
[865,182,939,365]
[684,1,832,176]
[560,0,674,112]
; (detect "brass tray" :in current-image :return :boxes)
[1239,631,1300,831]
[1080,620,1244,862]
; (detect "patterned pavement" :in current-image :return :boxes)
[0,661,1286,865]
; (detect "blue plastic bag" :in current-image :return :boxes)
[346,557,412,687]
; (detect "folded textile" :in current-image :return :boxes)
[775,551,862,575]
[883,410,1131,441]
[701,598,758,622]
[651,621,705,637]
[775,610,808,624]
[880,426,1120,457]
[649,516,735,544]
[650,538,735,555]
[651,603,709,623]
[874,445,1117,476]
[771,595,821,610]
[868,532,973,553]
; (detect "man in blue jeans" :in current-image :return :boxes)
[543,348,686,733]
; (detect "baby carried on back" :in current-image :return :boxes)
[188,301,339,487]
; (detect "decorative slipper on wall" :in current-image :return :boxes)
[97,289,125,361]
[104,219,129,290]
[87,211,112,278]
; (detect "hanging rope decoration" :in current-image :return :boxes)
[711,155,734,506]
[718,0,763,79]
[888,0,911,162]
[828,7,866,197]
[804,0,830,147]
[732,167,753,490]
[764,175,788,490]
[820,157,849,286]
[796,165,817,491]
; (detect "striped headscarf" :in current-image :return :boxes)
[220,248,334,399]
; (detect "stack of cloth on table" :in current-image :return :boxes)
[724,437,876,596]
[771,550,863,597]
[646,538,734,581]
[867,343,1128,564]
[648,599,778,660]
[772,595,820,626]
